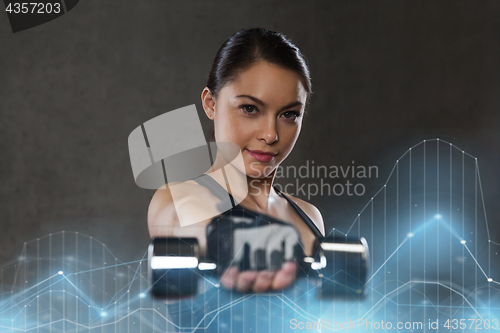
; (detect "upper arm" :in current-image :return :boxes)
[147,182,217,254]
[148,184,178,238]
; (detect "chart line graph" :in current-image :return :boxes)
[0,138,499,332]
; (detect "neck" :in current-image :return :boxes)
[245,174,278,211]
[211,150,278,212]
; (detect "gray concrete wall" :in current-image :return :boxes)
[1,0,499,264]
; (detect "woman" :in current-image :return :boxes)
[148,27,325,331]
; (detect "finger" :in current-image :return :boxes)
[266,233,282,270]
[282,227,300,261]
[220,266,239,290]
[254,248,267,271]
[235,270,258,292]
[268,245,284,270]
[249,229,271,270]
[271,262,298,290]
[251,270,276,293]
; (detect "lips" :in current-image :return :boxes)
[246,149,277,162]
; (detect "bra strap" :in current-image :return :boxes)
[273,187,324,239]
[191,174,236,207]
[192,175,322,239]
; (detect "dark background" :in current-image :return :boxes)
[1,1,499,265]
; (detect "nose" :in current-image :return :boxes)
[257,117,278,144]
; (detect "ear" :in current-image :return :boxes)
[201,87,216,120]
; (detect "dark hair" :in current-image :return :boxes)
[206,27,312,141]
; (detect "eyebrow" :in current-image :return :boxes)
[235,95,303,112]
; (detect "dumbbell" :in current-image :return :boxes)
[148,235,369,298]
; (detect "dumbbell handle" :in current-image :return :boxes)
[148,237,319,272]
[149,252,321,274]
[148,236,369,298]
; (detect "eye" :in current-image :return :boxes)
[281,111,302,120]
[240,104,258,114]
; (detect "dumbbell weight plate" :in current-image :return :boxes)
[148,238,200,297]
[318,236,369,298]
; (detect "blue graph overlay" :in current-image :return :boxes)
[0,139,499,332]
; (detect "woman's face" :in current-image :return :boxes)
[203,61,308,179]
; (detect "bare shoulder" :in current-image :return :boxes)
[147,181,219,241]
[149,181,210,217]
[147,183,178,238]
[283,193,325,237]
